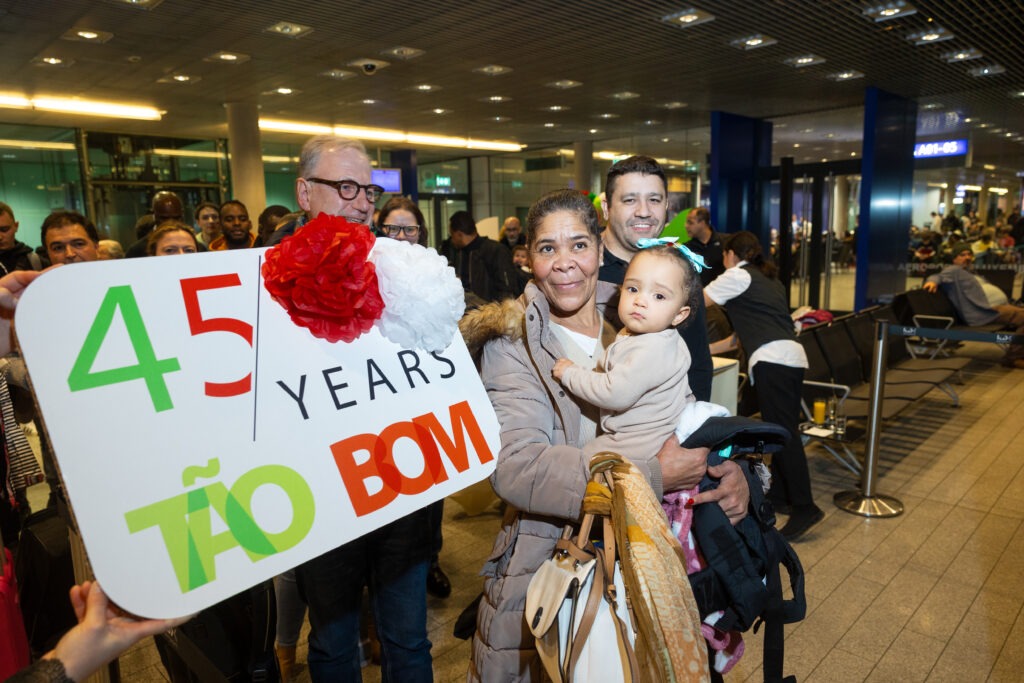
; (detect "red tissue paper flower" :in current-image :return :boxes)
[262,213,385,343]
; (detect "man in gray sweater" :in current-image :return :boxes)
[924,246,1024,367]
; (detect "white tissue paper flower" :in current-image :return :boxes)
[369,237,466,352]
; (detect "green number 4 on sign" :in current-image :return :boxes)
[68,285,182,412]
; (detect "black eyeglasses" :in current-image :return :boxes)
[382,224,421,236]
[306,177,386,203]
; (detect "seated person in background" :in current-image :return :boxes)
[209,200,256,250]
[924,245,1024,367]
[971,228,1001,262]
[552,242,702,500]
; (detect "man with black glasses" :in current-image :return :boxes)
[266,135,385,246]
[265,135,434,682]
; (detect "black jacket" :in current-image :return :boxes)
[441,235,517,303]
[0,242,40,273]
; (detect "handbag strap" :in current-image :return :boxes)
[564,483,641,682]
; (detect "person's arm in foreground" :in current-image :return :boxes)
[0,270,42,356]
[41,581,189,682]
[657,436,750,525]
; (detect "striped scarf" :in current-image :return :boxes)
[1,373,42,502]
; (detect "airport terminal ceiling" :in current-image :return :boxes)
[0,0,1022,182]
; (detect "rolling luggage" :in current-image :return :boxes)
[15,507,77,658]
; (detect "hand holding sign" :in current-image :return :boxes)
[16,228,499,618]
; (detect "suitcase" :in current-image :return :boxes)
[0,546,30,679]
[155,580,279,682]
[15,507,77,658]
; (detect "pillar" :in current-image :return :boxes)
[573,141,594,194]
[855,87,917,309]
[225,102,266,220]
[709,111,772,240]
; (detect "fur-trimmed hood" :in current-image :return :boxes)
[459,297,526,355]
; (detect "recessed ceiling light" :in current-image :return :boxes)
[825,132,835,138]
[596,113,619,119]
[61,28,113,43]
[589,128,599,134]
[850,152,857,156]
[265,21,313,38]
[800,128,814,133]
[431,108,449,115]
[111,0,163,9]
[413,84,439,92]
[381,45,424,60]
[547,79,582,89]
[862,2,916,21]
[322,69,356,80]
[474,64,512,76]
[275,87,296,95]
[661,8,715,28]
[205,51,250,64]
[991,128,1005,133]
[964,117,973,122]
[942,48,982,62]
[543,122,557,128]
[977,122,990,128]
[173,74,193,82]
[546,105,569,111]
[1005,132,1014,138]
[361,99,378,105]
[660,101,688,110]
[1011,91,1024,98]
[968,64,1005,77]
[784,54,825,68]
[492,116,509,122]
[793,144,801,148]
[485,95,510,103]
[661,137,671,143]
[644,120,660,126]
[828,70,864,81]
[33,56,73,67]
[610,91,639,100]
[730,34,777,50]
[920,102,944,110]
[907,27,953,45]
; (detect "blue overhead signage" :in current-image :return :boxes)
[913,139,968,159]
[371,168,402,193]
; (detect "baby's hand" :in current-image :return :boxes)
[552,358,573,381]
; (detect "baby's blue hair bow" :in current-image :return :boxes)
[636,237,708,273]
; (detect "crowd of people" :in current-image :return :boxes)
[0,139,894,683]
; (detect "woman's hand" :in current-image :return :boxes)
[656,436,709,491]
[690,460,750,525]
[552,358,573,381]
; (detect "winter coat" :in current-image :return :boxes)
[461,280,622,682]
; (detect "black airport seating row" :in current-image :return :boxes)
[891,287,1010,358]
[797,306,968,422]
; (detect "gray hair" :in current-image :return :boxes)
[297,135,369,179]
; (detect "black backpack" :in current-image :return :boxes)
[682,416,807,683]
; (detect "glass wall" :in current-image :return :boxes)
[0,124,82,248]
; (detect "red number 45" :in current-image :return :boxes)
[180,274,253,397]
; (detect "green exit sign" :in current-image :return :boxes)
[436,175,452,187]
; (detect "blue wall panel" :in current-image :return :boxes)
[709,111,772,242]
[856,87,917,309]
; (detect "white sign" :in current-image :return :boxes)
[16,248,499,618]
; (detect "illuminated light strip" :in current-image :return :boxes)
[989,187,1008,195]
[32,97,161,120]
[0,94,32,109]
[0,139,75,151]
[261,118,522,152]
[153,148,222,159]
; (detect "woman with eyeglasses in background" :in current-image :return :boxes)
[376,195,452,603]
[377,196,429,247]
